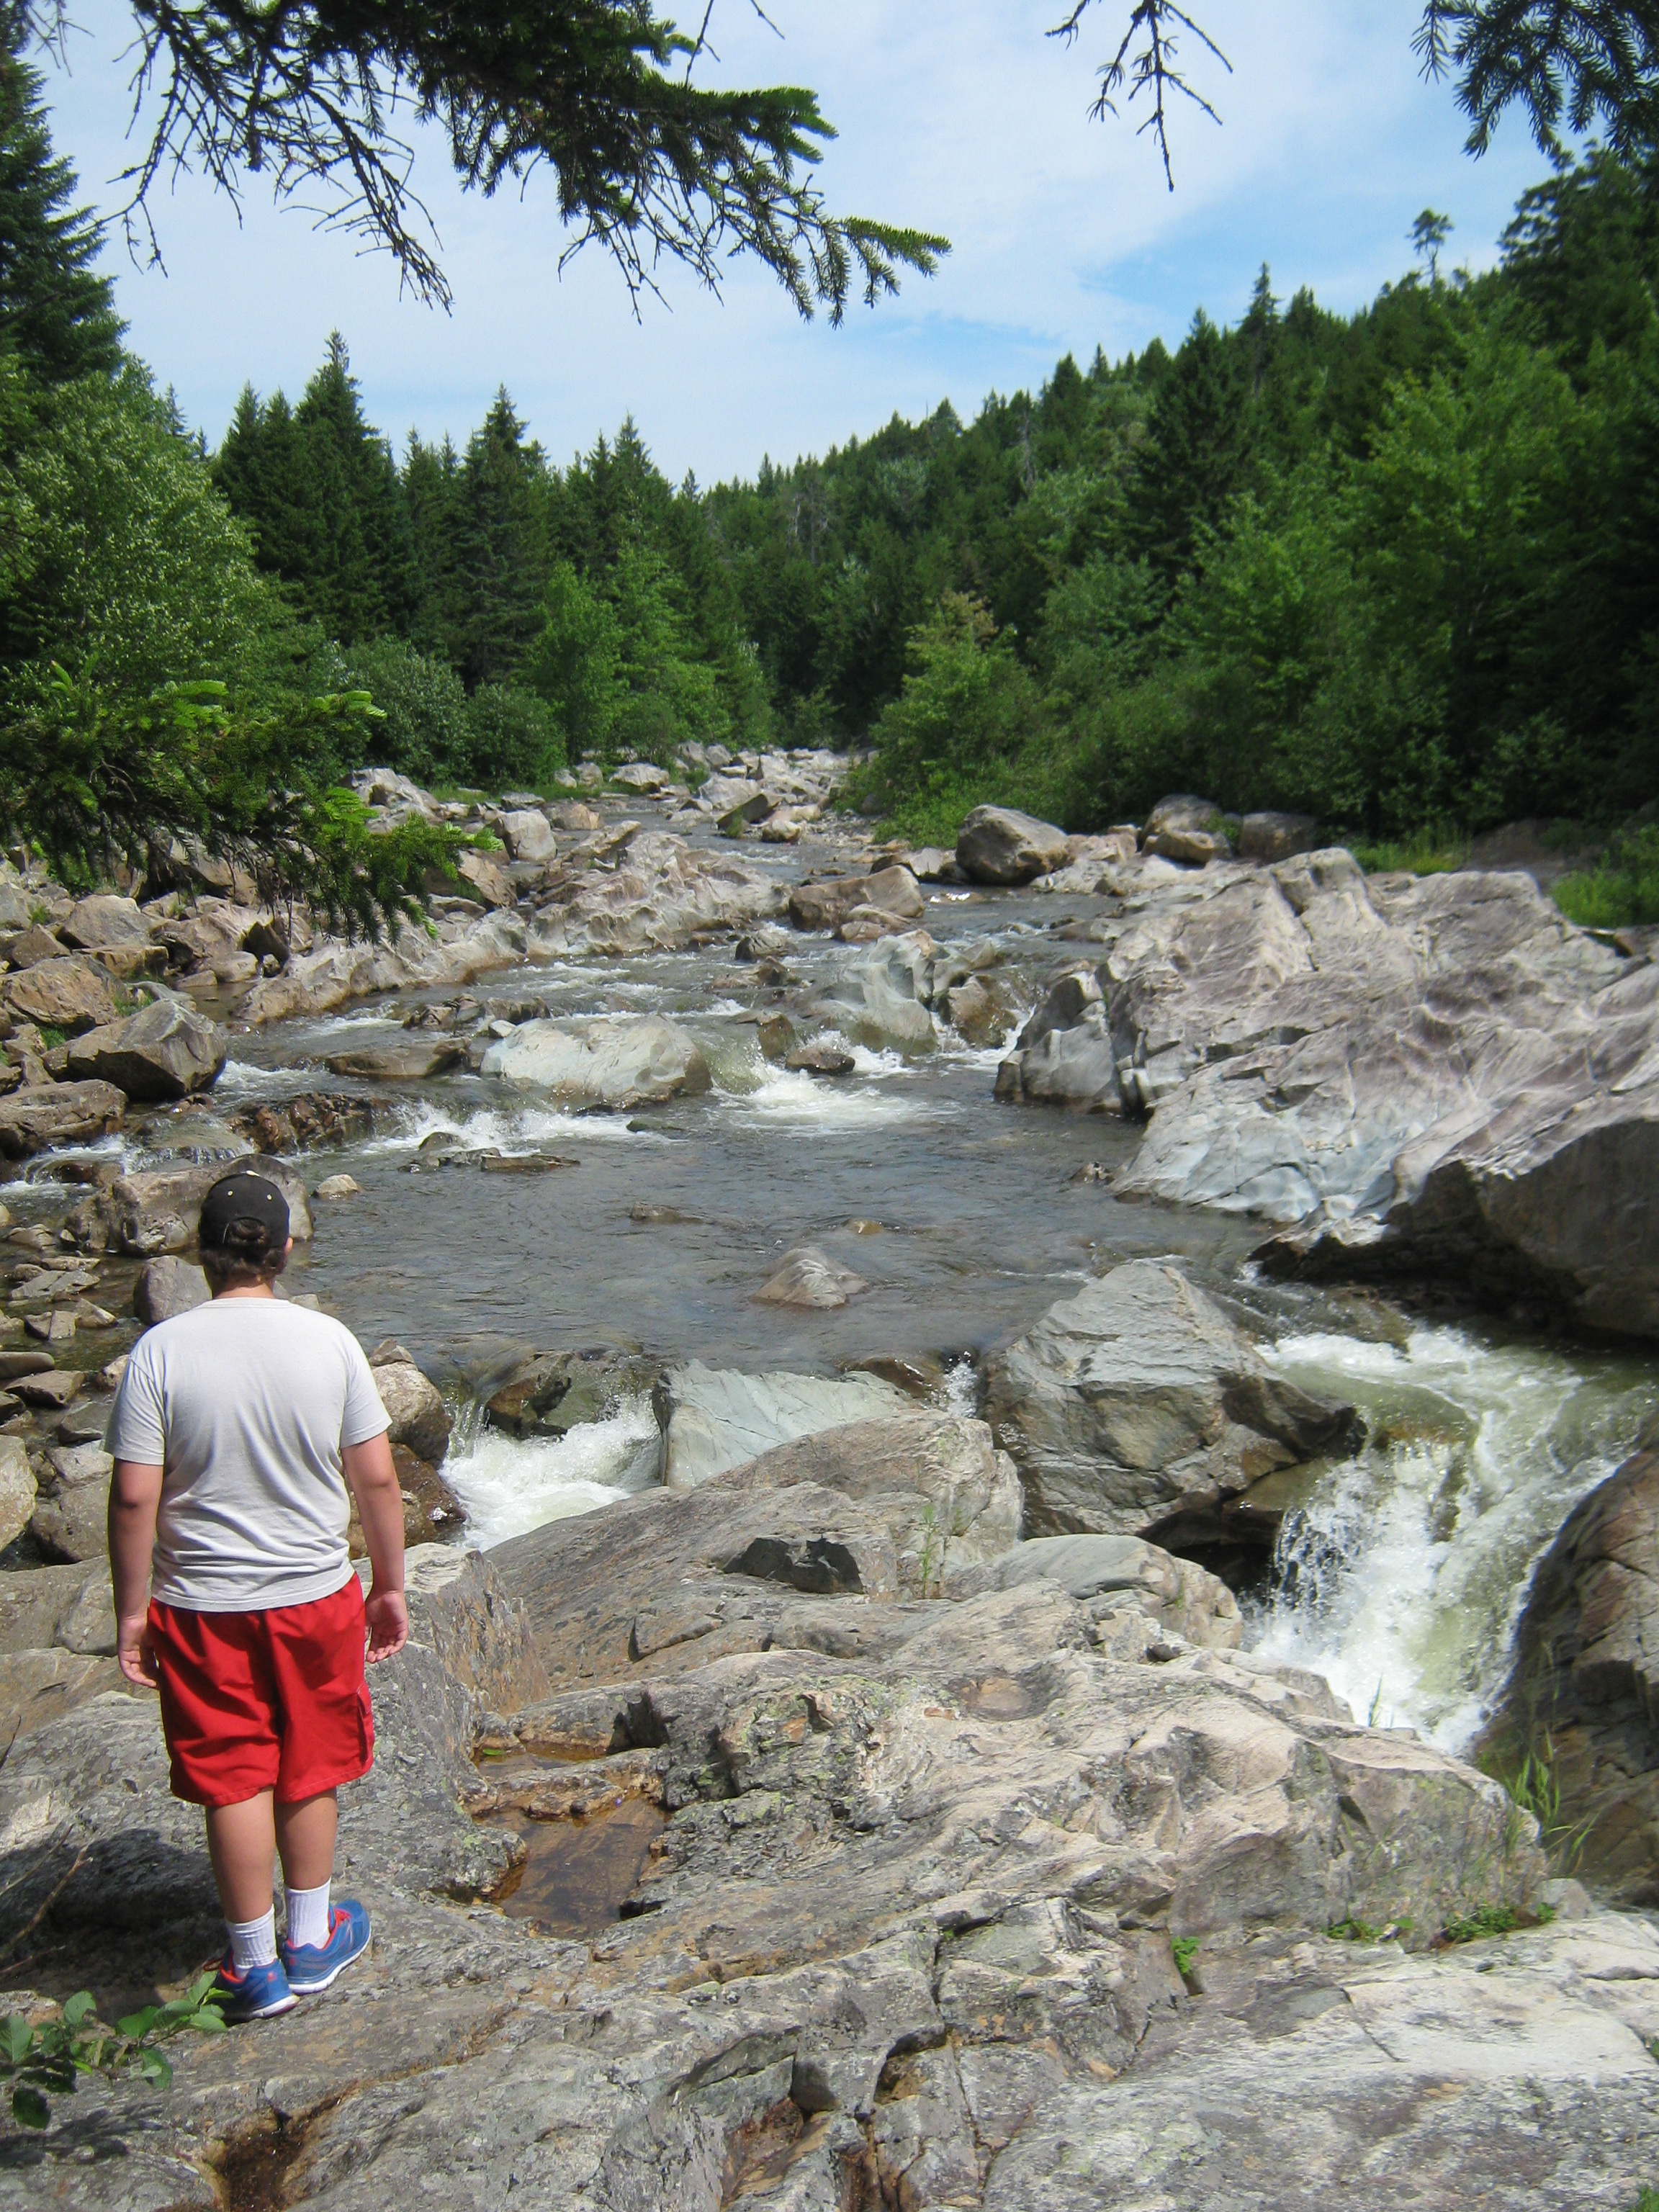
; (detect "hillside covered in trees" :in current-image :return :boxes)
[1,17,1655,902]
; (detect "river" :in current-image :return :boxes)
[13,804,1654,1761]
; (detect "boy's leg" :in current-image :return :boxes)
[274,1790,338,1889]
[204,1790,279,1922]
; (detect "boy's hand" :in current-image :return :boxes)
[364,1587,409,1663]
[117,1612,158,1689]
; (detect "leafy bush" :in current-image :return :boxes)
[1553,825,1659,930]
[1439,1903,1519,1945]
[866,593,1046,834]
[463,683,565,788]
[323,635,472,785]
[2,1977,225,2130]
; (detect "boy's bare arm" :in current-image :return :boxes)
[109,1459,164,1688]
[341,1434,409,1662]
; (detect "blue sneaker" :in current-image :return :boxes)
[281,1899,371,1994]
[210,1953,296,2023]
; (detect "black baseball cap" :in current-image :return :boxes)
[199,1169,289,1251]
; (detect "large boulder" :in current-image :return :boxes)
[1480,1432,1659,1902]
[984,1260,1359,1539]
[480,1015,711,1109]
[323,1038,465,1081]
[66,998,227,1101]
[496,807,557,863]
[371,1358,454,1465]
[994,968,1122,1112]
[611,760,669,795]
[787,866,924,933]
[0,1080,125,1158]
[1240,809,1318,863]
[455,848,516,908]
[1,954,121,1034]
[240,909,529,1026]
[91,1157,313,1256]
[950,1531,1243,1650]
[30,1442,113,1563]
[709,1408,1023,1592]
[134,1255,211,1325]
[526,831,786,959]
[57,894,153,950]
[807,932,937,1053]
[956,806,1070,886]
[0,1433,36,1550]
[655,1361,911,1490]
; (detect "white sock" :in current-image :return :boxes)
[284,1880,331,1951]
[228,1909,277,1971]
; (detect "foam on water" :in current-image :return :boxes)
[732,1053,930,1128]
[364,1099,653,1157]
[445,1394,660,1549]
[1248,1326,1653,1750]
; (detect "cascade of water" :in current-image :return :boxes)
[1247,1326,1653,1750]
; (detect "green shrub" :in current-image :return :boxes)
[1439,1903,1519,1945]
[463,684,565,790]
[1352,824,1472,876]
[321,635,471,786]
[1552,825,1659,930]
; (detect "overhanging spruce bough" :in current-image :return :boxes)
[19,0,946,313]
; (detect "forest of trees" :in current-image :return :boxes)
[0,22,1655,909]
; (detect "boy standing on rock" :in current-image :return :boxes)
[106,1169,409,2022]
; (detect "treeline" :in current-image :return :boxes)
[2,15,1655,897]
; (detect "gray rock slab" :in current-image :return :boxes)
[480,1014,711,1107]
[657,1362,910,1490]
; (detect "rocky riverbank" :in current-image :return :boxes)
[2,762,1658,2205]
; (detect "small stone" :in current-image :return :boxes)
[14,1369,84,1408]
[756,1014,798,1063]
[24,1310,75,1344]
[752,1245,869,1310]
[315,1174,361,1200]
[785,1041,856,1077]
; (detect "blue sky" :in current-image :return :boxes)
[40,2,1557,480]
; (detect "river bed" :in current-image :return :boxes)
[9,806,1654,1759]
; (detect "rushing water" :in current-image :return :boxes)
[1249,1326,1655,1750]
[9,806,1655,1742]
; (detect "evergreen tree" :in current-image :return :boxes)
[450,389,547,688]
[1129,311,1251,577]
[0,27,122,384]
[294,333,422,643]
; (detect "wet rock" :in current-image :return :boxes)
[906,845,961,883]
[994,968,1121,1112]
[372,1359,454,1465]
[1,953,122,1034]
[950,1532,1242,1649]
[323,1038,465,1080]
[0,1431,35,1548]
[134,1255,211,1325]
[1240,809,1319,863]
[956,806,1071,886]
[612,761,670,795]
[1148,823,1233,865]
[784,1040,855,1076]
[752,1245,869,1310]
[315,1173,360,1199]
[228,1090,381,1154]
[711,1410,1023,1592]
[940,972,1013,1048]
[549,799,604,833]
[57,894,153,950]
[808,932,936,1054]
[1142,793,1226,844]
[1480,1437,1659,1902]
[985,1260,1359,1537]
[487,1349,664,1452]
[94,1159,313,1256]
[65,998,227,1101]
[755,1012,798,1062]
[481,1015,711,1110]
[0,1080,126,1158]
[656,1362,911,1490]
[496,807,557,863]
[787,866,923,933]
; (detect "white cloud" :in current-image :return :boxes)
[41,1,1552,477]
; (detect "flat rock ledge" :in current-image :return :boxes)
[6,1430,1654,2211]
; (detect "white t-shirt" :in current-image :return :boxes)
[108,1298,391,1612]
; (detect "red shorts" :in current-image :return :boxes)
[148,1579,374,1807]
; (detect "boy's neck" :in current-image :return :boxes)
[212,1282,279,1302]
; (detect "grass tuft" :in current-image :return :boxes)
[1552,824,1659,932]
[1352,824,1471,876]
[1439,1903,1519,1946]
